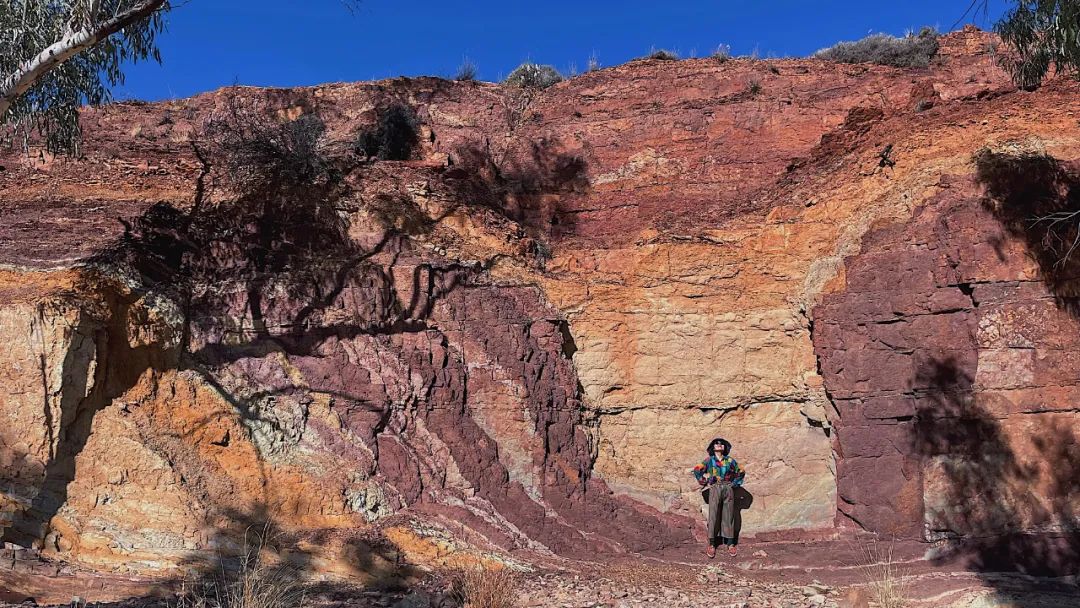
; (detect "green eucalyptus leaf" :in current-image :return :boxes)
[0,1,168,154]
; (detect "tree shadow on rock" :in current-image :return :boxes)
[99,96,475,363]
[59,97,561,606]
[4,94,667,603]
[1,283,179,553]
[445,138,588,243]
[183,509,416,588]
[95,504,447,608]
[912,356,1080,589]
[975,147,1080,316]
[353,100,421,162]
[49,100,468,598]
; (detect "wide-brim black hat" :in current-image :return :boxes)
[707,437,731,456]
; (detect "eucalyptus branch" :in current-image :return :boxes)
[0,0,167,120]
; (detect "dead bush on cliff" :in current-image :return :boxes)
[712,44,732,63]
[204,102,334,196]
[451,565,518,608]
[814,28,939,68]
[198,100,352,269]
[192,103,353,282]
[974,147,1080,308]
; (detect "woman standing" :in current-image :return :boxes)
[692,438,746,558]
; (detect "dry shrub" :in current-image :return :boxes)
[504,63,563,89]
[116,100,353,304]
[453,565,518,608]
[814,27,939,68]
[171,527,306,608]
[646,48,679,61]
[857,541,906,608]
[456,58,479,81]
[221,551,306,608]
[204,101,332,196]
[587,52,601,72]
[170,581,212,608]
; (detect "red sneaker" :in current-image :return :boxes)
[706,545,717,559]
[727,545,738,557]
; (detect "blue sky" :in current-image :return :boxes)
[116,1,1014,102]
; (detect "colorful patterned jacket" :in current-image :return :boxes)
[692,455,745,487]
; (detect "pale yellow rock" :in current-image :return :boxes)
[592,403,835,532]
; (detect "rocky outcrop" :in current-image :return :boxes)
[814,159,1080,574]
[1,27,1079,582]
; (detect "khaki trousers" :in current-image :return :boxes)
[706,482,736,545]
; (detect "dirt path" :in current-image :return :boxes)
[3,543,1079,608]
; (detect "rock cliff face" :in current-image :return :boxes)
[1,28,1078,578]
[813,157,1080,574]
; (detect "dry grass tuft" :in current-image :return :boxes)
[170,581,212,608]
[219,550,306,608]
[453,564,519,608]
[857,541,907,608]
[171,526,306,608]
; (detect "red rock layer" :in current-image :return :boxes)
[813,168,1080,573]
[1,27,1079,581]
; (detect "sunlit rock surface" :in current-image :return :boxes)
[1,28,1078,583]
